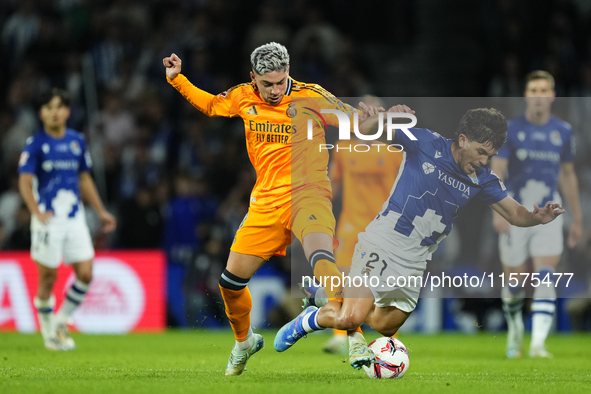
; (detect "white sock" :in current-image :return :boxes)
[501,286,524,349]
[300,308,324,333]
[501,286,525,325]
[55,280,90,326]
[236,327,253,350]
[34,295,55,341]
[531,267,556,349]
[348,330,366,347]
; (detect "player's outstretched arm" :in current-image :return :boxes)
[79,172,116,233]
[490,196,565,228]
[163,53,235,117]
[558,162,583,248]
[18,173,53,224]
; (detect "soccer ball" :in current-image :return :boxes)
[363,337,409,379]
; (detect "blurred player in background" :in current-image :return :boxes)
[276,107,565,370]
[324,96,403,354]
[164,42,377,375]
[18,88,117,351]
[491,71,582,358]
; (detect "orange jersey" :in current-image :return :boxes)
[168,74,357,209]
[330,141,403,231]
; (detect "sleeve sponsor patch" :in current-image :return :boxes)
[84,151,93,167]
[19,151,29,166]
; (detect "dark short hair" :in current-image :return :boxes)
[37,88,71,110]
[456,108,507,151]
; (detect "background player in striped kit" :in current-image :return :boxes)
[18,88,116,350]
[491,71,582,358]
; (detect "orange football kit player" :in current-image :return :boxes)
[164,42,382,375]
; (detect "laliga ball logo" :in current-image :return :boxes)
[63,258,145,333]
[363,337,410,379]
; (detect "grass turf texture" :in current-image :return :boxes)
[1,331,590,394]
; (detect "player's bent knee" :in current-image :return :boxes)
[335,312,364,331]
[372,320,400,337]
[377,326,399,337]
[77,271,92,284]
[371,315,405,337]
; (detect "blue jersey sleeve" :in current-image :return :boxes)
[18,136,39,175]
[479,170,508,205]
[79,135,93,172]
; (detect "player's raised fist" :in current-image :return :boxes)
[163,53,182,80]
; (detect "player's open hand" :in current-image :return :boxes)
[98,211,117,233]
[387,104,415,114]
[163,53,182,80]
[532,201,565,225]
[358,101,385,123]
[35,211,53,225]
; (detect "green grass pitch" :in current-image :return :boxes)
[1,330,590,394]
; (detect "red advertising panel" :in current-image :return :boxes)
[0,250,165,333]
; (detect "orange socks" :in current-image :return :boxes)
[310,250,343,300]
[219,269,252,341]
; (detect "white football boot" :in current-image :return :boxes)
[44,338,67,351]
[349,341,375,370]
[55,323,76,350]
[529,345,553,358]
[225,333,265,376]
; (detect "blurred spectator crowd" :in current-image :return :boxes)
[1,0,590,328]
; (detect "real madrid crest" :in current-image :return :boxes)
[286,102,297,118]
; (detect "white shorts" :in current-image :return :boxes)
[499,214,563,267]
[349,241,424,313]
[31,211,95,269]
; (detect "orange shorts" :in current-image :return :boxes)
[231,187,337,260]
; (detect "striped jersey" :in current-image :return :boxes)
[18,129,92,220]
[497,114,574,209]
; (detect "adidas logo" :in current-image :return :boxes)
[434,151,442,159]
[306,214,318,221]
[246,105,258,115]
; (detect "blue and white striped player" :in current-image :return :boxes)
[491,71,582,359]
[18,89,116,351]
[275,107,565,370]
